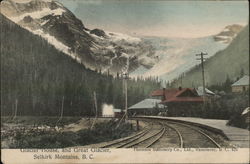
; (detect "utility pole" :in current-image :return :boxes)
[124,72,129,120]
[196,52,208,104]
[115,72,128,129]
[91,91,98,130]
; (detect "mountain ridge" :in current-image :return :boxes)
[1,0,158,74]
[214,24,243,43]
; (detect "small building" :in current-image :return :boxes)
[151,87,203,116]
[195,86,219,102]
[128,98,165,116]
[113,109,124,118]
[231,75,249,93]
[195,86,215,97]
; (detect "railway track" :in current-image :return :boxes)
[102,121,166,148]
[163,121,221,148]
[101,118,223,148]
[126,126,165,148]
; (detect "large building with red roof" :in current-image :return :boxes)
[150,87,204,116]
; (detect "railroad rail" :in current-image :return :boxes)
[101,118,223,148]
[125,126,165,148]
[163,122,184,148]
[164,121,221,148]
[101,120,152,148]
[102,121,166,148]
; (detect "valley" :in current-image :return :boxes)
[0,0,249,153]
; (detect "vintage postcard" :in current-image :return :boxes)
[1,0,249,163]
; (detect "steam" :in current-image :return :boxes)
[102,104,114,117]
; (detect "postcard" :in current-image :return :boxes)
[1,0,249,163]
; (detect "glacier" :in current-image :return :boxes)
[131,36,229,82]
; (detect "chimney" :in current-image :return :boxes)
[178,86,182,91]
[162,88,166,101]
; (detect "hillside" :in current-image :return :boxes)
[171,24,249,87]
[0,14,160,116]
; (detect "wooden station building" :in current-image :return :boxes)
[151,87,204,116]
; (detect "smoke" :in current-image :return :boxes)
[102,104,114,117]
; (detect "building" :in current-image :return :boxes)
[231,75,249,93]
[195,86,218,102]
[113,109,124,118]
[128,98,165,116]
[151,87,203,103]
[195,86,215,97]
[151,87,203,116]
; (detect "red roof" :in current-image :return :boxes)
[161,97,203,103]
[151,89,164,96]
[151,88,203,103]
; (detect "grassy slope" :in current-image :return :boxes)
[173,25,249,87]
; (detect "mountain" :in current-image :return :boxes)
[171,24,249,87]
[1,0,245,84]
[0,0,157,74]
[130,24,244,82]
[0,13,160,116]
[214,24,243,43]
[131,35,229,80]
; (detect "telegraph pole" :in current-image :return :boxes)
[124,72,129,120]
[116,71,129,129]
[196,52,208,104]
[91,91,98,130]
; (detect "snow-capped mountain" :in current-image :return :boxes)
[1,0,244,81]
[1,0,157,74]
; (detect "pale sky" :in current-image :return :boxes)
[59,0,249,38]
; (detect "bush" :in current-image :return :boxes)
[8,120,134,148]
[227,113,248,129]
